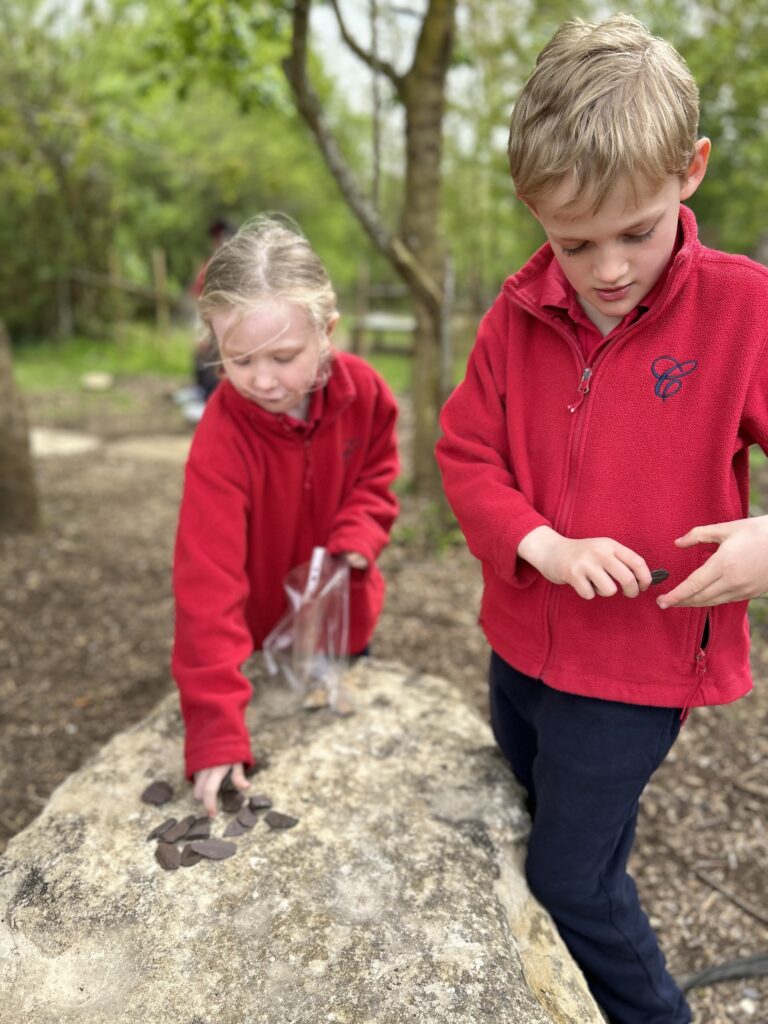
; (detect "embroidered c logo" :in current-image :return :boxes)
[651,355,698,400]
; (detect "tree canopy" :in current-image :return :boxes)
[2,0,767,345]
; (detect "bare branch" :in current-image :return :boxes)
[328,0,404,96]
[283,0,442,312]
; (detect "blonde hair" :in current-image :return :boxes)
[508,13,700,211]
[198,214,338,375]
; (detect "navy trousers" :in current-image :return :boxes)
[489,651,692,1024]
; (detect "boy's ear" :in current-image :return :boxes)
[679,138,711,201]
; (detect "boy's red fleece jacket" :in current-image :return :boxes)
[436,205,768,711]
[172,351,399,777]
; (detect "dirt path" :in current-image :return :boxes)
[2,376,767,1022]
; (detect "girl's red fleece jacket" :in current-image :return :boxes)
[172,351,399,777]
[436,205,768,713]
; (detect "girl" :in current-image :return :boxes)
[172,215,400,817]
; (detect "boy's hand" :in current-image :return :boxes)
[658,516,768,608]
[518,525,651,599]
[193,762,250,818]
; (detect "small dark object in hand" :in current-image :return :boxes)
[650,568,670,585]
[264,810,299,830]
[141,780,174,806]
[189,838,237,860]
[147,817,177,841]
[155,842,181,871]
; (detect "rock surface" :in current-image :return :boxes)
[0,661,602,1024]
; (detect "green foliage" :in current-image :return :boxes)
[2,0,767,352]
[632,0,768,257]
[0,0,372,344]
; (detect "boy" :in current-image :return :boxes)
[436,14,768,1024]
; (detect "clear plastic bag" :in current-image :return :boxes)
[263,547,351,713]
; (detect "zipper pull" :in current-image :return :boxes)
[681,647,708,723]
[695,648,707,677]
[567,367,592,413]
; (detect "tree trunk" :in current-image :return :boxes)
[0,321,40,533]
[401,1,455,491]
[285,0,456,496]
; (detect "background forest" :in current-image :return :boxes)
[3,0,768,347]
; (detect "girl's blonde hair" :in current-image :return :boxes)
[198,214,338,375]
[508,14,700,211]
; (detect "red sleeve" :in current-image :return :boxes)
[171,428,255,779]
[190,259,209,298]
[435,314,550,586]
[325,372,400,565]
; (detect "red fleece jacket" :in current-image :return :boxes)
[436,205,768,711]
[172,351,399,777]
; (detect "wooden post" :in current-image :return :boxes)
[152,247,170,333]
[0,319,40,533]
[351,260,370,356]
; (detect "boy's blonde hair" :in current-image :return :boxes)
[508,13,700,211]
[198,214,338,369]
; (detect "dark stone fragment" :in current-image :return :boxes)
[264,810,299,830]
[223,819,247,837]
[189,838,237,860]
[248,794,273,811]
[155,842,181,870]
[147,817,177,841]
[650,568,670,585]
[162,815,196,844]
[180,844,204,867]
[236,806,259,829]
[141,780,174,806]
[185,817,211,841]
[220,790,245,814]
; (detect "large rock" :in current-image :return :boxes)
[0,661,602,1024]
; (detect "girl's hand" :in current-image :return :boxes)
[193,762,250,818]
[518,525,651,599]
[658,516,768,608]
[344,552,369,570]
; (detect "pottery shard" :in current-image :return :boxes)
[180,844,204,867]
[155,842,182,871]
[189,838,237,860]
[141,780,174,806]
[248,794,272,811]
[147,817,177,841]
[220,790,245,814]
[162,815,196,844]
[264,811,299,830]
[223,820,247,838]
[185,817,211,841]
[236,806,259,829]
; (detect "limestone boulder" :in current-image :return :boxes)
[0,661,602,1024]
